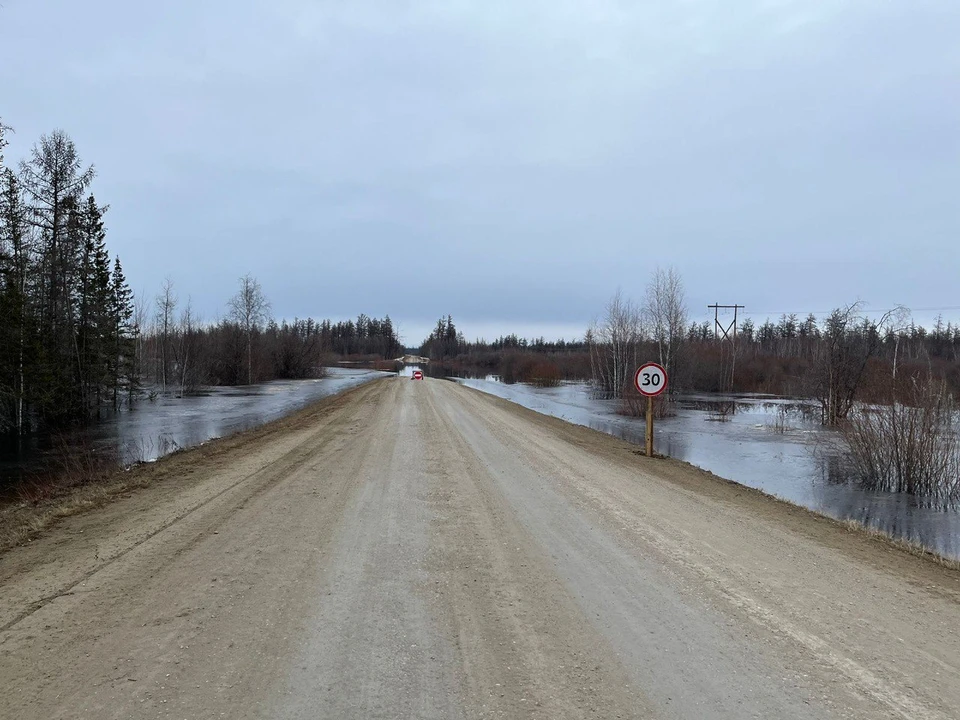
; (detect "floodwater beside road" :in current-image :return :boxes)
[451,373,960,560]
[0,368,390,489]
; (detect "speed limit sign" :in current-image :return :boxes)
[634,362,667,397]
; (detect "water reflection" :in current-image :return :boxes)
[0,368,387,486]
[452,376,960,560]
[398,364,424,378]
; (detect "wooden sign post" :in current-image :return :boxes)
[634,362,668,457]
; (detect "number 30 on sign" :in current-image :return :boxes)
[634,362,667,397]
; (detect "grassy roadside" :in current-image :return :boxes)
[662,456,960,573]
[0,379,385,555]
[0,465,156,554]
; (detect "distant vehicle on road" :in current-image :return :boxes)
[412,370,424,380]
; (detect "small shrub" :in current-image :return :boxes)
[841,376,960,505]
[619,385,675,419]
[526,360,562,388]
[770,405,791,434]
[710,400,735,422]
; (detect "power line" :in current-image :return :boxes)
[736,305,960,318]
[707,304,744,340]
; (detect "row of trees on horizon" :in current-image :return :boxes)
[420,268,960,428]
[5,122,959,443]
[141,274,402,396]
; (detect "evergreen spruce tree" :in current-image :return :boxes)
[109,256,137,409]
[0,169,32,433]
[19,131,95,424]
[73,195,112,416]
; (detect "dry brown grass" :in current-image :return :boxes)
[837,518,960,571]
[690,460,960,571]
[0,467,154,551]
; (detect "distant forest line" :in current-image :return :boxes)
[4,123,958,440]
[419,309,960,399]
[418,274,960,429]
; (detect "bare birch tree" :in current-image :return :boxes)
[0,119,8,168]
[588,289,644,398]
[808,302,907,425]
[643,267,687,383]
[174,298,200,397]
[131,289,149,403]
[229,273,271,385]
[155,277,177,392]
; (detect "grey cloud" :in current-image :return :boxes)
[1,0,957,342]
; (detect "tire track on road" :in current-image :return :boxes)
[445,381,959,720]
[0,380,387,635]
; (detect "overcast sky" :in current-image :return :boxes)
[2,1,958,344]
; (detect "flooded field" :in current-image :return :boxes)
[450,372,960,560]
[0,368,388,488]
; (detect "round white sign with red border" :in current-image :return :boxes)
[634,362,667,397]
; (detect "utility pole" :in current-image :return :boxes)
[708,304,745,342]
[707,304,745,413]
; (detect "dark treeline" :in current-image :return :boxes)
[419,315,465,359]
[738,312,960,373]
[420,316,588,360]
[0,125,137,434]
[421,293,960,428]
[589,294,958,425]
[675,305,959,425]
[139,276,402,397]
[320,314,402,358]
[699,310,960,397]
[419,316,590,386]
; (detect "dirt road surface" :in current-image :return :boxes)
[1,378,959,719]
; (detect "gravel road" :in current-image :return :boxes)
[1,377,958,719]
